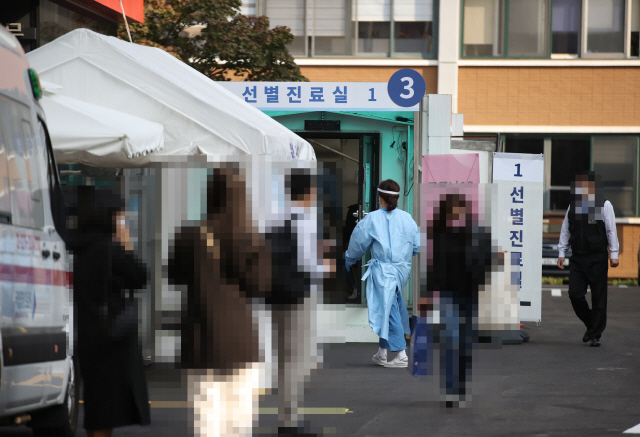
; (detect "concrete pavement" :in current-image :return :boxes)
[299,285,640,437]
[1,285,638,436]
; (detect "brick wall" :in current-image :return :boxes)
[299,66,438,92]
[458,67,640,126]
[223,66,439,90]
[611,223,640,279]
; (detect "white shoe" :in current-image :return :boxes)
[347,289,358,299]
[384,355,408,368]
[372,353,387,366]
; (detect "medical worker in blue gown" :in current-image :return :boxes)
[345,179,420,368]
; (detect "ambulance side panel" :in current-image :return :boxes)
[0,36,69,415]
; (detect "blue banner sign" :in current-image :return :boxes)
[218,82,421,111]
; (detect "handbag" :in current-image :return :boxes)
[408,315,434,376]
[98,243,139,341]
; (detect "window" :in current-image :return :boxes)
[552,0,581,54]
[39,0,117,46]
[0,101,12,220]
[240,1,257,16]
[253,0,435,57]
[462,0,505,56]
[356,0,391,56]
[507,135,640,215]
[508,0,551,57]
[585,0,625,54]
[630,0,639,56]
[505,136,544,155]
[0,97,44,228]
[314,0,351,56]
[462,0,637,58]
[38,118,65,232]
[550,138,590,211]
[463,0,552,57]
[38,120,57,196]
[265,0,306,56]
[394,0,435,53]
[592,136,638,217]
[20,121,45,229]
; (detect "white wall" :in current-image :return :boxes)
[437,0,461,112]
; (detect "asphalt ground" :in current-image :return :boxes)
[1,285,639,436]
[301,285,640,437]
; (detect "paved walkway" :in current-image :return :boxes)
[289,285,640,437]
[2,286,638,436]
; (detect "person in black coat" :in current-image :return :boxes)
[425,192,504,403]
[70,186,150,437]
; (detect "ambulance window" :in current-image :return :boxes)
[2,96,45,229]
[38,118,65,235]
[0,98,12,222]
[7,119,35,228]
[38,121,57,192]
[3,112,30,226]
[19,120,45,229]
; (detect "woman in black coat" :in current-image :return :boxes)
[70,186,150,437]
[425,192,504,402]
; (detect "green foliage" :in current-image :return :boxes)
[608,278,639,286]
[119,0,307,82]
[541,276,568,285]
[542,277,639,285]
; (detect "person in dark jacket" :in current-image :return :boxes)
[70,186,149,437]
[425,192,504,403]
[557,171,619,347]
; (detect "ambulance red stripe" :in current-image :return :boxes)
[0,264,70,286]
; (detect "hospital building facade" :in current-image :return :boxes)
[241,0,640,280]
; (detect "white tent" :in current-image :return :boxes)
[41,82,165,166]
[27,29,314,167]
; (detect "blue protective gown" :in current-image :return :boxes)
[345,207,420,342]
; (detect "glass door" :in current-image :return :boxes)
[353,134,379,305]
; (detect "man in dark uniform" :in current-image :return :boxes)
[557,172,619,347]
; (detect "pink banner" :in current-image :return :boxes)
[422,153,480,184]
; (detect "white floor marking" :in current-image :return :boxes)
[551,289,562,297]
[623,422,640,433]
[619,285,628,288]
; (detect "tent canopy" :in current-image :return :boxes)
[41,82,165,167]
[27,29,314,167]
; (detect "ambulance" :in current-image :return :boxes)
[0,26,77,436]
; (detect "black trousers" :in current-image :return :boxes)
[568,252,609,339]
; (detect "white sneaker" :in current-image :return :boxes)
[372,353,388,366]
[384,355,408,368]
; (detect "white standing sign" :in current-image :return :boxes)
[218,82,419,111]
[493,153,544,323]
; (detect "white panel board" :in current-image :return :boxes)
[493,153,544,323]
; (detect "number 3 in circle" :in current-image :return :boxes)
[387,69,426,107]
[400,77,414,99]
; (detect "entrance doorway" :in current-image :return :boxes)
[297,132,380,305]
